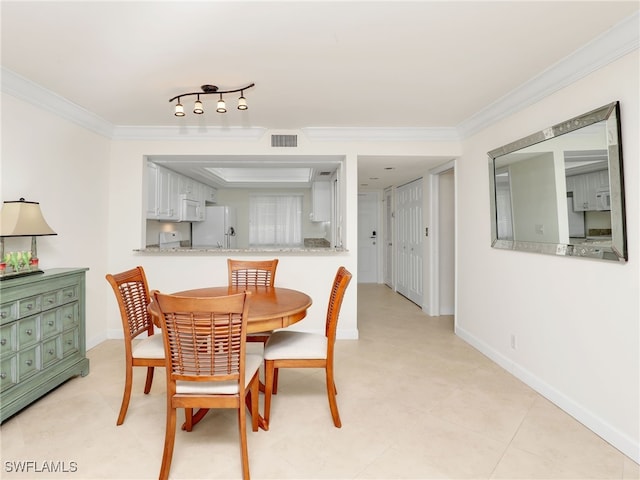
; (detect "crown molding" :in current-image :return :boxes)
[302,127,460,142]
[111,125,267,141]
[2,11,637,143]
[457,10,639,139]
[1,67,114,138]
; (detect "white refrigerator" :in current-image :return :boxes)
[192,206,237,248]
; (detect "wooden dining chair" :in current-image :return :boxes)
[228,258,279,344]
[263,266,352,428]
[152,290,260,480]
[105,266,166,426]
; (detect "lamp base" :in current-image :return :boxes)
[0,269,44,281]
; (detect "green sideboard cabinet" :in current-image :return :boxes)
[0,268,90,422]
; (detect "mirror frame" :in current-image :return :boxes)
[488,101,627,262]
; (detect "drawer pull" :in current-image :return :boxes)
[66,314,72,319]
[0,312,6,319]
[25,329,33,336]
[48,349,55,355]
[47,298,55,304]
[0,373,6,379]
[66,340,73,345]
[25,359,33,366]
[48,320,55,326]
[27,304,34,310]
[65,292,73,298]
[0,339,6,346]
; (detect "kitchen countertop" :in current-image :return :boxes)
[137,246,347,255]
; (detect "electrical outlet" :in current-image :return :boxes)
[510,334,517,350]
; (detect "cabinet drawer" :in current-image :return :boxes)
[17,346,40,380]
[42,337,62,368]
[41,290,59,310]
[17,317,39,348]
[60,303,79,330]
[19,295,42,318]
[40,310,60,339]
[0,355,17,391]
[0,302,18,324]
[0,323,16,356]
[62,329,78,357]
[60,285,79,304]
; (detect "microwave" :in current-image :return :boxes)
[179,194,201,221]
[595,189,611,211]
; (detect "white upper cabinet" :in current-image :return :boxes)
[156,166,180,221]
[147,162,216,222]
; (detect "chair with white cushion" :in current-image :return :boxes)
[105,266,166,426]
[263,266,352,428]
[152,290,260,480]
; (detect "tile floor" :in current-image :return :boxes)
[1,284,638,479]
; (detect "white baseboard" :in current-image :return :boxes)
[455,325,639,464]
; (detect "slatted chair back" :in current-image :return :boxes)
[154,292,250,384]
[228,258,278,287]
[106,266,155,341]
[324,266,352,358]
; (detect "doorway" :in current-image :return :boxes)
[357,192,380,283]
[428,160,456,316]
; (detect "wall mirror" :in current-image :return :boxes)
[488,101,627,262]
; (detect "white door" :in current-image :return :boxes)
[358,192,380,283]
[396,179,423,305]
[383,188,394,288]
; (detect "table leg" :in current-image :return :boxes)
[182,408,209,431]
[182,401,268,431]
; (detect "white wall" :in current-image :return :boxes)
[0,93,112,347]
[106,140,361,342]
[2,45,636,462]
[455,51,639,461]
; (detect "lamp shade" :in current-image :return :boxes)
[0,199,57,237]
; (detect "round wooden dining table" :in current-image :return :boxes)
[149,285,313,331]
[148,285,312,431]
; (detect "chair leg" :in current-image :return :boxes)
[143,366,155,394]
[325,366,342,428]
[159,404,177,480]
[250,376,259,432]
[264,360,275,427]
[272,367,279,394]
[238,398,251,480]
[116,361,134,425]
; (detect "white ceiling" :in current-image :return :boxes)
[2,1,637,189]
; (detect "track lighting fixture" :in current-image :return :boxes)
[169,83,255,116]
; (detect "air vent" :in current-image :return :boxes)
[271,134,298,147]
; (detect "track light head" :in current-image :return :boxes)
[193,95,204,114]
[174,100,185,117]
[216,94,227,113]
[237,92,248,110]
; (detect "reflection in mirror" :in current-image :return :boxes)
[488,101,627,262]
